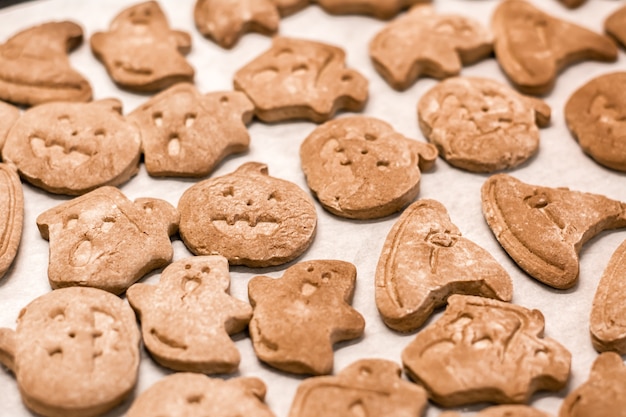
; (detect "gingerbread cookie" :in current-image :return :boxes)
[127,373,275,417]
[194,0,280,48]
[370,5,492,91]
[0,101,19,151]
[315,0,429,19]
[559,352,626,417]
[128,83,254,177]
[300,116,437,219]
[36,186,179,295]
[178,162,317,267]
[441,405,553,417]
[492,0,617,95]
[565,72,626,171]
[1,99,141,195]
[376,199,513,332]
[248,260,364,375]
[0,287,140,417]
[481,174,626,289]
[288,359,427,417]
[402,295,571,407]
[605,5,626,48]
[91,1,194,92]
[0,163,22,281]
[418,77,551,172]
[0,21,92,106]
[127,256,252,374]
[558,0,586,8]
[234,37,368,123]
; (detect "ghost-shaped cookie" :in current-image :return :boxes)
[0,287,140,417]
[370,5,492,91]
[402,295,571,407]
[248,260,365,375]
[36,186,179,295]
[376,199,513,332]
[0,163,22,281]
[127,256,252,374]
[128,83,254,177]
[0,21,92,106]
[234,37,368,123]
[90,1,194,92]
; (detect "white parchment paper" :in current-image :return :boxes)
[0,0,625,416]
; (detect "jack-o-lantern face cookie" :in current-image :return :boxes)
[178,162,317,267]
[370,5,492,91]
[1,99,141,195]
[481,174,626,289]
[0,287,140,417]
[129,83,254,177]
[248,260,365,375]
[559,352,626,417]
[0,101,19,151]
[402,295,571,407]
[0,163,23,281]
[288,359,427,417]
[127,256,252,374]
[90,1,194,92]
[492,0,617,95]
[376,199,513,332]
[0,21,92,106]
[127,373,275,417]
[565,72,626,171]
[315,0,429,20]
[234,37,368,123]
[36,186,179,295]
[606,5,626,48]
[300,116,437,219]
[418,77,551,172]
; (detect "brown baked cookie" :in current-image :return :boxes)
[0,287,140,417]
[300,116,437,219]
[482,174,626,289]
[402,294,571,407]
[376,199,513,332]
[0,101,19,151]
[248,260,365,375]
[370,5,492,91]
[178,162,317,267]
[441,405,553,417]
[315,0,429,19]
[194,0,280,48]
[128,83,254,177]
[36,186,179,295]
[418,77,551,172]
[0,21,92,106]
[559,352,626,417]
[0,163,22,281]
[492,0,617,95]
[288,359,428,417]
[1,99,141,195]
[234,37,368,123]
[606,5,626,48]
[565,72,626,171]
[90,1,194,92]
[557,0,586,8]
[127,256,252,374]
[127,373,275,417]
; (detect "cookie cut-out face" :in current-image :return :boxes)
[315,0,429,19]
[376,199,513,332]
[481,174,626,289]
[127,373,275,417]
[0,163,22,281]
[1,99,141,195]
[127,256,252,374]
[129,83,254,177]
[565,72,626,172]
[90,1,194,92]
[288,359,427,417]
[178,162,317,267]
[234,37,368,123]
[0,101,19,151]
[492,0,617,95]
[300,116,437,219]
[0,287,140,417]
[402,295,571,407]
[248,260,365,375]
[418,77,551,172]
[0,21,92,106]
[370,5,492,90]
[36,186,179,295]
[606,5,626,49]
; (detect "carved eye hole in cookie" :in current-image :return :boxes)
[101,216,116,233]
[64,213,80,229]
[184,113,196,127]
[187,394,203,404]
[321,271,331,283]
[349,400,367,417]
[292,63,308,75]
[95,128,106,141]
[364,133,377,141]
[360,149,369,155]
[48,347,63,358]
[268,191,280,202]
[471,334,493,349]
[376,160,389,169]
[534,347,549,360]
[49,307,66,321]
[341,74,353,82]
[254,67,279,83]
[152,111,163,127]
[58,115,71,123]
[219,96,229,105]
[276,48,293,59]
[168,133,181,156]
[524,193,550,209]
